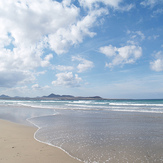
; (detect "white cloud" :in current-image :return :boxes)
[1,0,79,44]
[0,0,79,54]
[72,56,94,73]
[32,84,50,90]
[1,0,103,88]
[135,31,145,40]
[32,84,41,90]
[0,41,52,87]
[127,30,145,44]
[48,8,108,54]
[152,8,163,16]
[54,65,74,71]
[79,0,122,9]
[41,54,53,67]
[150,51,163,71]
[148,35,159,40]
[119,3,135,11]
[52,72,82,87]
[99,45,117,57]
[0,0,135,89]
[100,45,142,68]
[79,0,134,11]
[140,0,163,7]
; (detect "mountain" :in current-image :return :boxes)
[48,93,61,98]
[43,93,74,98]
[61,95,74,98]
[0,93,102,100]
[0,94,10,98]
[43,93,61,98]
[89,96,102,99]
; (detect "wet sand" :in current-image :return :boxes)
[0,119,81,163]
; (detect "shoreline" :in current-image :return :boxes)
[0,119,81,163]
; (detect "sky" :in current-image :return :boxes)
[0,0,163,99]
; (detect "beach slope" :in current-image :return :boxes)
[0,119,81,163]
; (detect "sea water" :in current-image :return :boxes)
[0,99,163,162]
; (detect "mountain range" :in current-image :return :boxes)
[0,93,102,100]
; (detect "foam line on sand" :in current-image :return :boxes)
[0,119,81,163]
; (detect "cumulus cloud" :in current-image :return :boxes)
[0,40,52,87]
[0,0,79,44]
[0,0,79,56]
[150,51,163,71]
[48,8,108,54]
[0,0,111,88]
[52,72,82,87]
[72,56,94,73]
[0,0,111,56]
[99,45,117,57]
[100,45,142,68]
[0,0,135,89]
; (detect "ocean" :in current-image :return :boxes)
[0,99,163,162]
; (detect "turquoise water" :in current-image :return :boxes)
[1,99,163,113]
[0,99,163,162]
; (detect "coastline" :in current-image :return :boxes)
[1,99,163,162]
[0,119,81,163]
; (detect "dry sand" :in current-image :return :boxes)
[0,119,81,163]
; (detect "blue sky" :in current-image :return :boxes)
[0,0,163,98]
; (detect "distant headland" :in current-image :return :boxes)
[0,93,103,100]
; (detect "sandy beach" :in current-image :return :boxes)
[0,119,81,163]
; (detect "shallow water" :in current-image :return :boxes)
[0,99,163,162]
[29,110,163,162]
